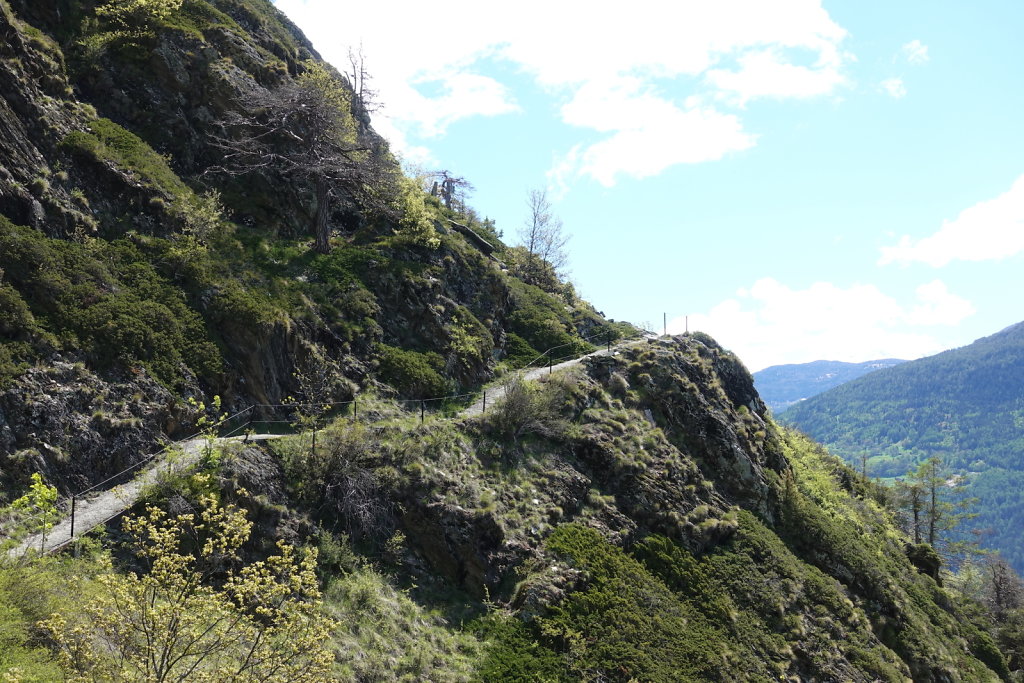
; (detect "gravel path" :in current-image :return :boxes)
[7,434,281,557]
[460,337,649,417]
[6,336,654,557]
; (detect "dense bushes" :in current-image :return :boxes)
[506,281,592,364]
[0,217,221,388]
[376,345,452,399]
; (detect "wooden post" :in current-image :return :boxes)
[483,390,486,414]
[420,400,425,424]
[70,496,76,541]
[354,397,358,419]
[548,352,552,375]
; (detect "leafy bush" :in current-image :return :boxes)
[502,332,540,369]
[506,281,591,361]
[0,218,221,387]
[394,174,440,248]
[96,0,184,30]
[483,377,567,444]
[377,345,452,399]
[41,497,335,681]
[541,525,725,681]
[469,613,566,681]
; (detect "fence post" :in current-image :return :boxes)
[483,390,486,414]
[607,332,611,352]
[353,397,358,420]
[70,496,76,541]
[420,400,425,424]
[548,352,552,376]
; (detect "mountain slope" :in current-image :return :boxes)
[0,1,1017,679]
[781,321,1024,567]
[4,334,1012,681]
[754,358,905,412]
[0,0,627,499]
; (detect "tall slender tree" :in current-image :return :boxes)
[516,187,569,287]
[901,456,977,560]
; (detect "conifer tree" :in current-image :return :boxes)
[212,61,388,253]
[901,456,978,561]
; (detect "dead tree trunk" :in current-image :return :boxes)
[314,178,330,254]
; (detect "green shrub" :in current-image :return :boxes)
[483,377,567,444]
[502,333,539,369]
[308,246,376,287]
[0,218,221,388]
[377,345,452,399]
[541,525,725,681]
[60,119,189,200]
[469,613,567,681]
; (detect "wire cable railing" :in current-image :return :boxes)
[1,326,652,556]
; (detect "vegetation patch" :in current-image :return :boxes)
[0,217,221,388]
[60,118,190,200]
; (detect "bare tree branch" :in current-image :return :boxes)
[207,61,394,252]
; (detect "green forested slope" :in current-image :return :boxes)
[753,358,905,412]
[781,322,1024,568]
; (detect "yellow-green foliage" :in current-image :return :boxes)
[41,497,335,682]
[448,307,492,369]
[96,0,183,30]
[172,189,227,244]
[396,174,441,248]
[296,60,357,143]
[0,473,58,546]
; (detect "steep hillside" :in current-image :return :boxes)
[0,1,1018,680]
[0,0,627,500]
[3,335,1011,681]
[781,322,1024,568]
[754,358,905,412]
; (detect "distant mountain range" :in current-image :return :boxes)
[753,359,905,412]
[779,321,1024,569]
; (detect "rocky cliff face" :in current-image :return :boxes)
[0,0,618,498]
[233,334,1004,681]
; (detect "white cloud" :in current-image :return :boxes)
[706,48,848,105]
[405,72,520,137]
[902,39,930,65]
[906,280,975,325]
[880,77,907,98]
[879,174,1024,267]
[554,77,755,185]
[273,0,850,186]
[671,277,974,371]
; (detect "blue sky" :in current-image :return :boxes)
[273,0,1023,371]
